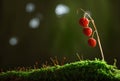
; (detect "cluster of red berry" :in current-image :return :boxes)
[79,17,96,47]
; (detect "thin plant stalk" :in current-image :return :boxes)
[80,8,105,60]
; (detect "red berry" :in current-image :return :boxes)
[83,27,92,37]
[88,38,97,47]
[79,17,89,27]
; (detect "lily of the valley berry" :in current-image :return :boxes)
[78,8,104,60]
[79,16,96,47]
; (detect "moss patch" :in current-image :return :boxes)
[0,59,120,81]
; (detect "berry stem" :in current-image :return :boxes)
[80,8,105,60]
[92,30,96,38]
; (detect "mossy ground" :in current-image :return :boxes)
[0,59,120,81]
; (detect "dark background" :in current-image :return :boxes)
[0,0,120,69]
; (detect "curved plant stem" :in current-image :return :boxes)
[91,30,96,38]
[91,20,104,60]
[80,8,104,60]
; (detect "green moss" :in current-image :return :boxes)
[0,59,120,81]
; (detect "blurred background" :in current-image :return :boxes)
[0,0,120,69]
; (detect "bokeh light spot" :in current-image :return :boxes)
[26,3,35,13]
[29,17,40,29]
[55,4,70,17]
[9,37,18,46]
